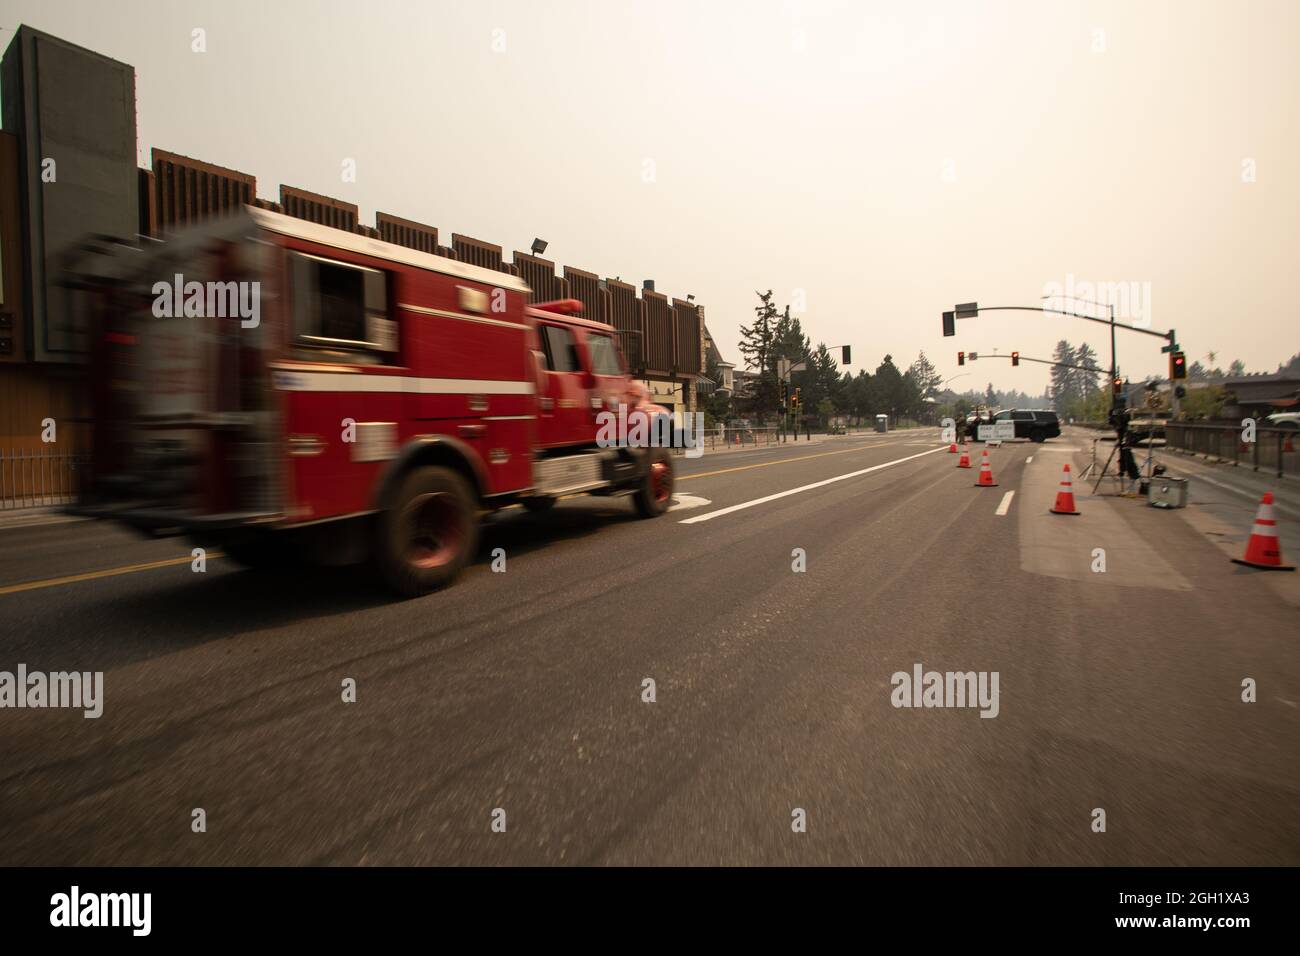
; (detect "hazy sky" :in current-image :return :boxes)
[2,0,1296,393]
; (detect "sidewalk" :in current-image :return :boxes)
[1061,427,1300,604]
[0,506,89,531]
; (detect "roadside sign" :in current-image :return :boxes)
[995,420,1016,440]
[978,424,995,441]
[968,351,978,361]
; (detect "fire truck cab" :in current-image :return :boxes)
[74,207,676,595]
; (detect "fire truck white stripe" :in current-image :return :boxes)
[398,302,530,330]
[271,371,534,395]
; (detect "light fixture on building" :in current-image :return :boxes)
[530,238,548,256]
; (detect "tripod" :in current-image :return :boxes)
[1090,437,1144,496]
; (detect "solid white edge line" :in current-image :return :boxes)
[678,445,947,524]
[1168,467,1300,519]
[995,490,1016,516]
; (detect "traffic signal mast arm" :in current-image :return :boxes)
[970,353,1103,373]
[964,305,1174,343]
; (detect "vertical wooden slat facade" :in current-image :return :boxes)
[604,279,644,371]
[512,253,568,303]
[671,298,703,376]
[641,288,674,376]
[452,234,514,275]
[376,212,439,254]
[279,185,358,232]
[151,149,256,233]
[563,266,607,324]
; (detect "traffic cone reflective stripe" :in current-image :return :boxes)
[1231,492,1295,571]
[975,449,998,487]
[1050,463,1081,515]
[957,448,971,468]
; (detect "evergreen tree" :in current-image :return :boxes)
[1049,340,1079,411]
[738,291,781,420]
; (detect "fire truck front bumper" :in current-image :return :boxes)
[67,502,284,537]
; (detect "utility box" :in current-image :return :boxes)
[874,414,888,433]
[1148,476,1189,509]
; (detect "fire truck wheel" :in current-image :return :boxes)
[522,496,557,513]
[633,449,674,518]
[377,466,479,596]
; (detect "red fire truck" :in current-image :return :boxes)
[74,207,676,595]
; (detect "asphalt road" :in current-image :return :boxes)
[1,427,1297,865]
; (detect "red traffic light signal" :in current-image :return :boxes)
[1112,377,1124,396]
[957,351,965,366]
[1171,351,1187,380]
[1011,351,1020,367]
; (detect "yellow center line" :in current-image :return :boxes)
[678,440,910,481]
[0,551,225,597]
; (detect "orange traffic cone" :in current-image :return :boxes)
[948,442,958,453]
[1050,463,1081,515]
[975,449,998,487]
[1231,493,1295,571]
[957,447,971,469]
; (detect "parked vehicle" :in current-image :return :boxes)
[72,207,675,595]
[989,408,1061,442]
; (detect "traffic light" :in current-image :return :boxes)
[1171,351,1187,380]
[1011,351,1020,367]
[1112,376,1124,398]
[942,311,955,337]
[841,345,851,365]
[957,351,965,366]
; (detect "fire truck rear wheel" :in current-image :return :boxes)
[522,496,556,513]
[633,448,674,518]
[377,466,479,597]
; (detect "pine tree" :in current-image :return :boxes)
[1050,340,1079,411]
[738,291,781,419]
[1075,342,1102,401]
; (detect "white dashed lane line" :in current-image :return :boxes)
[995,490,1016,516]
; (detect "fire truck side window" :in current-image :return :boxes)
[290,252,394,360]
[585,332,622,375]
[541,325,579,372]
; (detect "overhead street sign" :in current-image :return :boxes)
[955,302,979,318]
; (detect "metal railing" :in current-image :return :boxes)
[0,448,89,510]
[1164,423,1298,479]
